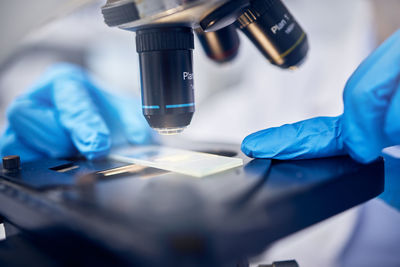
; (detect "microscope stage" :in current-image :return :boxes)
[0,141,384,266]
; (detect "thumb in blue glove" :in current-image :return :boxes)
[0,63,152,162]
[242,29,400,164]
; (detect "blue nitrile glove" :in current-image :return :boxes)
[0,63,152,162]
[241,29,400,210]
[242,29,400,163]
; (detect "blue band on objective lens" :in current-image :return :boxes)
[142,105,160,109]
[165,103,194,109]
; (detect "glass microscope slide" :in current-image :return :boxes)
[109,146,243,177]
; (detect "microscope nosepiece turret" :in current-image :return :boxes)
[102,0,309,135]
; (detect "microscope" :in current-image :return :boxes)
[0,4,390,266]
[101,0,309,135]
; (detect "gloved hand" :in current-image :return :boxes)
[242,29,400,164]
[0,63,152,162]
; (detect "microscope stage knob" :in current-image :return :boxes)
[2,155,21,172]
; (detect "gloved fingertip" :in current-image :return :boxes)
[348,151,379,164]
[241,141,249,155]
[126,129,153,145]
[241,129,274,158]
[384,88,400,144]
[84,149,109,161]
[72,130,111,159]
[241,138,253,157]
[124,119,153,145]
[345,142,380,163]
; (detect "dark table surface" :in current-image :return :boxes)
[0,142,387,267]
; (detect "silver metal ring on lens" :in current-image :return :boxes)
[154,127,186,135]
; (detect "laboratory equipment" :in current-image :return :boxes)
[0,141,384,266]
[101,0,309,134]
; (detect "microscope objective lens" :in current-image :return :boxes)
[136,27,195,134]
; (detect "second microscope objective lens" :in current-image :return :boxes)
[236,0,309,69]
[136,27,195,135]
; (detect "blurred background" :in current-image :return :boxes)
[1,0,400,143]
[0,0,400,266]
[1,0,399,143]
